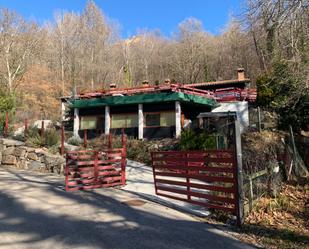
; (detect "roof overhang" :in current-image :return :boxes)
[70,92,218,109]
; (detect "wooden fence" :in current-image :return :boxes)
[65,148,126,191]
[151,150,242,224]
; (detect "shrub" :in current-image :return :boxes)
[180,130,217,150]
[67,136,82,146]
[44,128,59,147]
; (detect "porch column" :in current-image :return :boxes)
[73,108,80,138]
[138,104,143,139]
[175,101,181,138]
[105,105,110,135]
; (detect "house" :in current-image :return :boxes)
[61,68,256,139]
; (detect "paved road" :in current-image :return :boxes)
[0,167,254,249]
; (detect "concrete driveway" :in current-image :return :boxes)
[0,167,254,249]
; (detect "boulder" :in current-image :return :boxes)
[3,147,15,156]
[16,159,28,169]
[14,147,27,158]
[26,147,35,152]
[27,152,38,161]
[29,161,44,170]
[2,139,25,147]
[2,155,17,165]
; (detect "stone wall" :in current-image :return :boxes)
[0,138,65,174]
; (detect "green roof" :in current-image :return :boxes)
[70,92,218,109]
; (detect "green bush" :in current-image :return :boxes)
[180,130,217,150]
[26,126,59,148]
[44,129,59,147]
[67,136,81,146]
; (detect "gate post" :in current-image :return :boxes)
[4,112,9,137]
[60,125,65,155]
[65,154,69,192]
[234,119,244,225]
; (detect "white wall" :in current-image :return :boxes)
[211,102,249,133]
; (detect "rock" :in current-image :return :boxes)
[2,139,25,147]
[16,159,28,169]
[26,147,35,152]
[27,152,38,161]
[29,161,44,170]
[14,147,27,158]
[3,147,15,156]
[2,155,17,165]
[35,148,48,155]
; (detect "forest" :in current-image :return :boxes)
[0,0,308,130]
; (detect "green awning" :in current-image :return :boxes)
[70,92,218,109]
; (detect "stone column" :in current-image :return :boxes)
[105,106,110,135]
[175,101,181,138]
[138,104,144,139]
[73,108,80,138]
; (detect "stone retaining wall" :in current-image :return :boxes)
[0,138,65,174]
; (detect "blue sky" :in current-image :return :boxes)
[0,0,243,37]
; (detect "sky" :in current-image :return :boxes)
[0,0,243,37]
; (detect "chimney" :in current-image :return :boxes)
[110,83,116,90]
[237,68,245,81]
[164,78,171,84]
[142,80,149,87]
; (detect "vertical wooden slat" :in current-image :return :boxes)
[121,131,127,185]
[65,154,69,192]
[84,129,87,148]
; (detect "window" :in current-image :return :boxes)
[145,113,160,127]
[145,112,175,127]
[160,112,175,126]
[80,116,97,129]
[111,114,138,128]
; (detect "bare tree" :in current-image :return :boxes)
[0,8,40,93]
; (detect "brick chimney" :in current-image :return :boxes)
[142,80,149,87]
[237,68,245,81]
[110,83,116,89]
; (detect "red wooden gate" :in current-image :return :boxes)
[151,150,241,222]
[65,148,126,191]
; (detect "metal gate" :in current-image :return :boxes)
[65,148,126,191]
[151,149,242,224]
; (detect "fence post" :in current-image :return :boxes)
[4,112,9,137]
[24,118,28,138]
[257,106,261,132]
[60,125,65,155]
[108,133,113,149]
[248,177,253,212]
[84,129,87,148]
[41,120,45,138]
[235,119,244,226]
[121,129,126,185]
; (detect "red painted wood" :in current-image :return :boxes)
[151,150,238,218]
[155,179,236,193]
[156,185,236,204]
[154,172,235,183]
[65,145,126,191]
